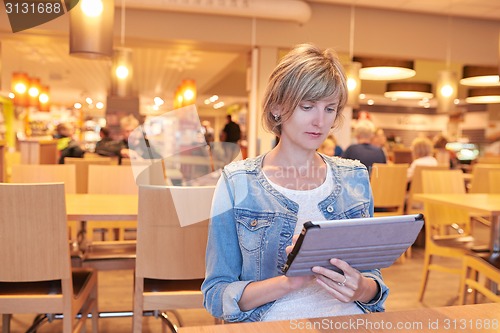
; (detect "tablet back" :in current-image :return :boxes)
[283,214,424,277]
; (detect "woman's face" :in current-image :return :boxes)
[278,95,339,152]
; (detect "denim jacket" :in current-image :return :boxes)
[202,154,389,322]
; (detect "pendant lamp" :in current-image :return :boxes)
[460,65,500,86]
[466,87,500,104]
[69,0,114,59]
[353,57,416,81]
[384,82,433,100]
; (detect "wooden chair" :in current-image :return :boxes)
[477,156,500,164]
[406,165,449,215]
[65,157,112,194]
[10,164,79,240]
[133,185,215,332]
[81,165,139,271]
[489,170,500,194]
[459,255,500,304]
[0,183,98,333]
[87,164,138,241]
[370,163,411,261]
[469,164,500,193]
[11,164,76,194]
[418,170,485,302]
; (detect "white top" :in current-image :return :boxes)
[407,156,438,181]
[261,166,364,321]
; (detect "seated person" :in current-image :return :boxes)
[342,120,386,172]
[407,136,439,182]
[54,123,85,164]
[318,134,343,157]
[94,127,121,157]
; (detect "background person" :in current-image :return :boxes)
[220,114,241,163]
[202,43,388,323]
[318,134,343,157]
[407,136,439,182]
[342,120,386,172]
[54,122,85,164]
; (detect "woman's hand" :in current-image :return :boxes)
[284,235,314,291]
[312,258,377,303]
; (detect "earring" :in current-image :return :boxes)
[273,114,281,122]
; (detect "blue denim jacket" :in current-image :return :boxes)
[202,154,389,322]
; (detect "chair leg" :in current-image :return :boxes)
[91,284,99,333]
[132,279,144,333]
[418,253,431,302]
[2,314,11,333]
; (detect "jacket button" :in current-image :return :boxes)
[326,206,334,213]
[250,220,258,227]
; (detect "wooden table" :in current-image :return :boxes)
[414,193,500,255]
[66,194,138,221]
[66,194,138,244]
[180,303,500,333]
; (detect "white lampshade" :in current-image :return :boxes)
[384,82,433,100]
[460,65,500,86]
[466,87,500,103]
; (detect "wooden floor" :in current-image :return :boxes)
[1,223,493,332]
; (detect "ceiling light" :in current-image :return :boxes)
[436,70,457,113]
[69,0,114,58]
[384,82,433,100]
[345,61,361,108]
[353,57,416,80]
[460,65,500,86]
[466,87,500,103]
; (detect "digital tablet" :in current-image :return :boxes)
[282,214,424,277]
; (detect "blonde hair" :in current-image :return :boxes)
[411,137,434,159]
[354,120,375,140]
[262,43,348,136]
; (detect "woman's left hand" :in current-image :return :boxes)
[311,258,376,303]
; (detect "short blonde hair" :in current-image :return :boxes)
[262,43,347,136]
[411,137,434,159]
[354,120,375,140]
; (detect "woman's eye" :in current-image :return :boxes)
[301,105,313,111]
[326,107,337,113]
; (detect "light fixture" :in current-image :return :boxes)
[38,85,50,112]
[69,0,114,59]
[345,62,361,108]
[182,79,197,105]
[466,87,500,103]
[353,57,416,80]
[345,5,361,108]
[384,82,433,100]
[28,77,41,107]
[460,65,500,86]
[11,72,30,107]
[436,70,457,113]
[111,48,134,97]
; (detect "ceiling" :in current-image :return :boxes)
[1,0,499,115]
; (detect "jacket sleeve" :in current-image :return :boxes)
[201,173,256,322]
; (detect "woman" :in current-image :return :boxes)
[202,44,388,322]
[407,136,439,182]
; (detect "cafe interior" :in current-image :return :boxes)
[1,0,500,332]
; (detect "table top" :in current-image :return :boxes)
[66,194,138,220]
[414,193,500,216]
[180,303,500,333]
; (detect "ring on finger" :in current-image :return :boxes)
[337,275,347,287]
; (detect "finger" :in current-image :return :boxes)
[315,276,353,302]
[329,258,356,274]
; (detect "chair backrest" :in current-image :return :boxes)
[406,165,449,214]
[11,164,77,194]
[477,156,500,164]
[489,170,500,194]
[370,163,408,214]
[392,148,413,164]
[65,157,112,193]
[0,183,70,282]
[136,185,215,280]
[88,164,138,194]
[422,169,470,236]
[469,164,500,193]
